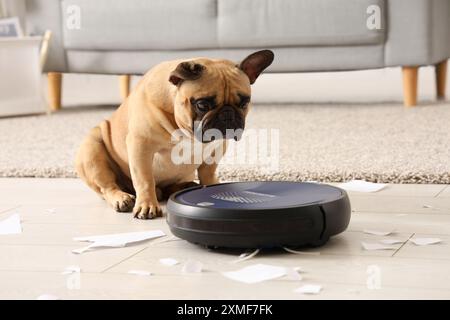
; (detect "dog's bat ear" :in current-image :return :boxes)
[239,50,274,85]
[169,61,205,86]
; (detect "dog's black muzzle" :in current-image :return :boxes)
[194,105,245,143]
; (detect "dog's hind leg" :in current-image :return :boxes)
[75,126,135,212]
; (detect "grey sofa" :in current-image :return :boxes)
[25,0,450,108]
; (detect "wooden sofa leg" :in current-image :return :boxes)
[119,75,131,100]
[435,60,447,100]
[48,72,62,112]
[402,66,419,107]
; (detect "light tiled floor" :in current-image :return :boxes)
[1,178,450,300]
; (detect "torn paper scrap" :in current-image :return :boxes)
[222,264,286,284]
[363,229,395,236]
[379,239,404,245]
[72,230,165,254]
[61,265,81,275]
[72,247,92,255]
[232,249,260,263]
[338,180,387,193]
[45,208,56,214]
[182,260,203,274]
[128,270,152,276]
[409,238,442,246]
[159,258,179,266]
[283,247,320,256]
[74,230,165,243]
[293,266,305,273]
[37,294,60,300]
[361,242,397,251]
[422,204,440,210]
[294,284,322,295]
[0,213,22,235]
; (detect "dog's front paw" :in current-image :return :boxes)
[105,190,135,213]
[133,199,162,220]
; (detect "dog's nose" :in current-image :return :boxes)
[218,106,235,122]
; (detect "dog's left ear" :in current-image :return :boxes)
[169,61,205,86]
[239,50,274,84]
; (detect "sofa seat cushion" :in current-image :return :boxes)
[62,0,218,50]
[218,0,386,47]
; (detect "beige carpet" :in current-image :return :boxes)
[1,102,450,183]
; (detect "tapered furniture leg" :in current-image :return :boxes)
[402,66,418,107]
[48,72,62,112]
[119,75,131,100]
[435,60,447,100]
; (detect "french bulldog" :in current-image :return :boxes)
[75,50,274,219]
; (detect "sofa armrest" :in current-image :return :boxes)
[25,0,67,72]
[385,0,450,67]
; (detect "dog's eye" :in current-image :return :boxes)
[190,96,216,112]
[195,100,211,112]
[239,101,249,109]
[239,96,250,109]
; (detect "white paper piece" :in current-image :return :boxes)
[0,214,22,235]
[74,230,165,243]
[338,180,387,193]
[379,239,404,245]
[285,267,303,281]
[222,264,287,284]
[293,266,305,273]
[159,258,179,266]
[128,270,152,276]
[294,284,322,295]
[283,247,320,256]
[232,249,260,263]
[361,242,397,251]
[409,238,442,246]
[37,294,60,300]
[423,204,440,210]
[182,260,203,274]
[72,230,165,254]
[363,229,395,236]
[61,265,81,275]
[45,208,56,214]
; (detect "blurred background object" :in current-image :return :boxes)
[24,0,450,110]
[0,0,26,29]
[0,0,50,117]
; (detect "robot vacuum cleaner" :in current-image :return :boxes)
[167,182,351,249]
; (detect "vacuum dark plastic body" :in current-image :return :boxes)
[166,182,351,249]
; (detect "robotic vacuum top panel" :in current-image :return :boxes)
[172,181,344,211]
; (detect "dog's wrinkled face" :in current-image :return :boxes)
[170,50,274,142]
